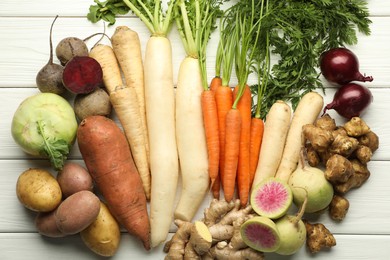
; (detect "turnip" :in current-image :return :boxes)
[288,153,334,213]
[274,197,307,255]
[36,16,66,95]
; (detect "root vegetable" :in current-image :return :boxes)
[250,177,292,219]
[16,168,62,212]
[275,91,324,182]
[111,26,150,163]
[303,124,334,152]
[110,85,151,200]
[80,202,121,257]
[12,93,78,170]
[62,56,103,94]
[240,216,281,253]
[315,113,336,131]
[56,162,93,198]
[288,154,334,213]
[73,88,111,121]
[354,145,373,164]
[35,210,65,238]
[303,220,336,253]
[206,241,264,260]
[77,116,150,250]
[202,199,236,227]
[358,131,379,152]
[344,117,370,137]
[325,154,354,183]
[36,15,66,95]
[333,159,370,194]
[329,134,359,157]
[89,44,122,94]
[252,100,292,188]
[274,197,307,255]
[56,37,89,66]
[329,194,350,221]
[55,190,100,235]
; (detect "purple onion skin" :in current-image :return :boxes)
[323,83,373,119]
[320,48,373,85]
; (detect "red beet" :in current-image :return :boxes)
[62,56,103,94]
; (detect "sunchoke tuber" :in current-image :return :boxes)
[303,124,334,152]
[325,154,354,183]
[329,194,350,221]
[333,159,370,194]
[344,117,370,137]
[303,220,336,253]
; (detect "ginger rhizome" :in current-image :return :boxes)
[163,199,264,260]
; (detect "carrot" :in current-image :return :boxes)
[121,1,178,247]
[110,85,151,200]
[233,85,252,206]
[215,86,233,185]
[222,108,242,202]
[249,117,264,185]
[89,44,122,94]
[275,91,324,182]
[251,100,292,189]
[77,115,150,250]
[201,90,220,191]
[111,26,150,165]
[174,1,223,221]
[210,76,222,92]
[211,175,221,199]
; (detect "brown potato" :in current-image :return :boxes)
[57,162,93,198]
[16,168,62,212]
[35,210,65,238]
[81,202,121,257]
[55,190,100,235]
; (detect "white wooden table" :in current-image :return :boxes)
[1,1,390,259]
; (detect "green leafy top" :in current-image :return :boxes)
[37,120,70,171]
[87,0,177,36]
[249,0,371,118]
[174,0,224,90]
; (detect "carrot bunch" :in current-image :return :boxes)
[203,0,267,206]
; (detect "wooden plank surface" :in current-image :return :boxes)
[1,1,389,259]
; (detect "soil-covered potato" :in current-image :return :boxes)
[16,168,62,212]
[55,190,100,235]
[57,162,93,198]
[73,88,112,121]
[81,202,121,257]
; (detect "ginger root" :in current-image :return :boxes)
[204,241,264,260]
[303,220,336,253]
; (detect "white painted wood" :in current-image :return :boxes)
[1,0,390,259]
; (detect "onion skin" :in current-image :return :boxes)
[320,48,373,85]
[323,83,373,119]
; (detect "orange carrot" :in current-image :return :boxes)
[215,86,233,185]
[211,175,221,199]
[201,90,220,190]
[222,108,242,202]
[249,117,264,186]
[77,116,150,250]
[233,85,252,206]
[210,76,222,92]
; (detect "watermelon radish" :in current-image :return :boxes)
[250,177,292,219]
[240,216,281,252]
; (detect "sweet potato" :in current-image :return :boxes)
[77,115,150,250]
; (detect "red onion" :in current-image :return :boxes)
[323,83,373,119]
[320,47,373,85]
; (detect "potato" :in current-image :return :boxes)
[16,168,62,212]
[81,202,121,257]
[57,162,93,198]
[55,190,100,235]
[35,210,65,238]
